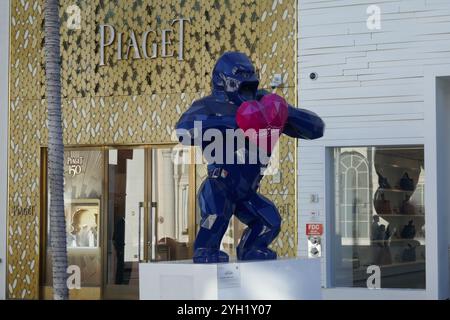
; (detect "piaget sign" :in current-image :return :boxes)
[12,206,35,217]
[99,18,191,66]
[67,156,84,177]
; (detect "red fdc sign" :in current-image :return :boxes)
[306,223,323,236]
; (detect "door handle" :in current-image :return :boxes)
[138,203,143,262]
[149,203,158,261]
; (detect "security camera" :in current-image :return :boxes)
[270,74,283,88]
[309,72,318,80]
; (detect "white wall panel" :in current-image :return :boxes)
[298,0,450,298]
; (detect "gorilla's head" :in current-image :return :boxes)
[211,52,260,106]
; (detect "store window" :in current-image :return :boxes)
[42,145,198,299]
[332,146,425,289]
[43,149,103,292]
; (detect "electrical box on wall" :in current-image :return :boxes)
[272,170,281,183]
[270,74,283,88]
[310,193,319,203]
[307,236,322,258]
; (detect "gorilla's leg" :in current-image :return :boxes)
[235,193,281,260]
[194,178,234,263]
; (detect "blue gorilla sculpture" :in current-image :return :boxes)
[176,52,324,263]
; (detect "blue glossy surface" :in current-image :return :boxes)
[176,52,325,263]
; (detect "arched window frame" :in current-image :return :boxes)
[337,151,371,243]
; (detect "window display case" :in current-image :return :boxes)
[43,150,104,294]
[332,146,426,289]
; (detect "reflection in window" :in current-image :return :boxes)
[338,152,370,241]
[45,149,103,288]
[333,146,425,289]
[107,148,145,286]
[152,147,193,261]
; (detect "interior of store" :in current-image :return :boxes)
[333,146,426,289]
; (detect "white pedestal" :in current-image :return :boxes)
[139,258,322,300]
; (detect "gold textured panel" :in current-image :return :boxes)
[257,0,297,89]
[8,0,297,299]
[60,93,202,145]
[59,0,206,98]
[8,97,43,299]
[203,0,258,83]
[10,1,46,100]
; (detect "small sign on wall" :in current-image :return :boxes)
[12,206,35,217]
[306,223,323,258]
[306,223,323,236]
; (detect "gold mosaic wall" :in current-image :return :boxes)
[8,0,297,299]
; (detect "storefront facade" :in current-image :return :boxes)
[297,0,450,299]
[6,0,298,299]
[4,0,450,301]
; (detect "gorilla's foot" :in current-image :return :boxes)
[237,247,277,261]
[193,248,229,264]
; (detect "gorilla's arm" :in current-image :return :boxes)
[256,89,325,140]
[283,107,325,140]
[175,101,237,146]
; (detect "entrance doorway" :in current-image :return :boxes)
[41,144,196,300]
[103,145,196,299]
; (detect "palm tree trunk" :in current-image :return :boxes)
[44,0,68,300]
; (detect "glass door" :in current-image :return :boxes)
[103,145,195,299]
[150,146,195,262]
[104,148,146,299]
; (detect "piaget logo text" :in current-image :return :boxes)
[99,18,191,66]
[67,156,84,177]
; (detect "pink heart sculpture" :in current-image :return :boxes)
[236,94,288,152]
[259,94,289,128]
